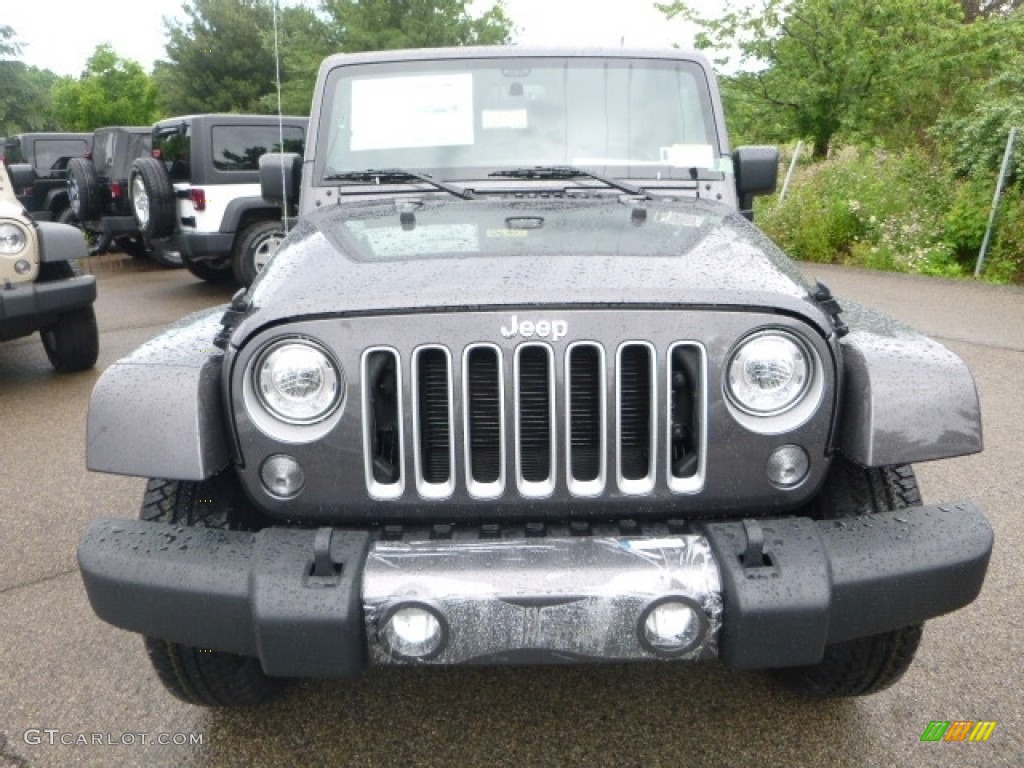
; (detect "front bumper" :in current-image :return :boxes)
[0,275,97,337]
[77,502,992,678]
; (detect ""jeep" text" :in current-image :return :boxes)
[499,315,568,341]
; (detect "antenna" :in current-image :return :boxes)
[272,0,289,235]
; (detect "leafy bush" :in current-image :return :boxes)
[983,189,1024,284]
[759,147,966,277]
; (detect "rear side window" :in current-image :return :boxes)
[154,126,192,182]
[211,125,305,172]
[34,140,89,171]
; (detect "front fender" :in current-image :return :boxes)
[837,301,982,466]
[87,308,230,480]
[37,221,89,262]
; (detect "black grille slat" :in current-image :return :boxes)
[619,344,652,481]
[417,349,451,484]
[670,345,700,479]
[365,350,401,485]
[569,345,602,482]
[466,347,501,484]
[518,346,552,483]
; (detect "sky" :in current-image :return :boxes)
[3,0,695,78]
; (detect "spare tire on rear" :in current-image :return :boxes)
[129,157,176,239]
[67,157,101,220]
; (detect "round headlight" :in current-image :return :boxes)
[726,332,812,416]
[255,340,342,424]
[0,223,29,255]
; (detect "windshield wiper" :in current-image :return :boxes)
[488,166,647,197]
[323,169,474,200]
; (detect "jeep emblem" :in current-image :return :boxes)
[500,314,568,341]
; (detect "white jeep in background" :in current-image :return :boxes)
[127,114,307,286]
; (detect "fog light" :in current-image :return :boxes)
[14,259,32,275]
[766,445,809,488]
[260,454,304,498]
[380,603,447,660]
[638,596,707,657]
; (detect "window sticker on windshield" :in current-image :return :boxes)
[481,109,529,130]
[357,224,480,258]
[351,74,474,151]
[660,143,715,169]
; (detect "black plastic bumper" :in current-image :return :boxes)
[0,275,97,334]
[174,230,234,260]
[77,502,992,677]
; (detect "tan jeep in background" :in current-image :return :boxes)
[0,163,99,372]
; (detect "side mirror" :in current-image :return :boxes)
[260,152,302,208]
[733,146,779,221]
[7,163,36,192]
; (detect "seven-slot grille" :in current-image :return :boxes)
[362,342,705,500]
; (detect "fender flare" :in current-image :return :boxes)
[836,301,982,466]
[87,308,231,480]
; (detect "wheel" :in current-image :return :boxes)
[40,305,99,373]
[183,254,235,283]
[773,458,924,697]
[232,220,285,286]
[67,157,101,219]
[129,157,176,239]
[139,476,283,707]
[57,207,102,254]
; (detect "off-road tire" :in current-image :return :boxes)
[183,254,235,283]
[232,220,285,286]
[139,476,282,706]
[40,305,99,373]
[129,157,176,239]
[774,458,924,697]
[67,157,100,219]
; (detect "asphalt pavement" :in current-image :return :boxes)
[0,256,1020,767]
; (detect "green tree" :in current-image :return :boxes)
[51,45,160,131]
[320,0,513,51]
[659,0,961,158]
[260,3,333,115]
[1,26,60,133]
[157,0,279,115]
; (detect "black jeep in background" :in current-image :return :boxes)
[2,133,93,222]
[64,127,182,268]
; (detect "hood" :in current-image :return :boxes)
[239,196,832,340]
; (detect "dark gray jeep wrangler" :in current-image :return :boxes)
[78,48,992,707]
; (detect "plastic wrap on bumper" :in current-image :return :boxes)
[363,536,723,665]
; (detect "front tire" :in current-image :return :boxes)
[36,262,98,372]
[774,458,924,697]
[232,220,285,286]
[139,476,282,707]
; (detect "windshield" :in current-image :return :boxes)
[317,56,721,183]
